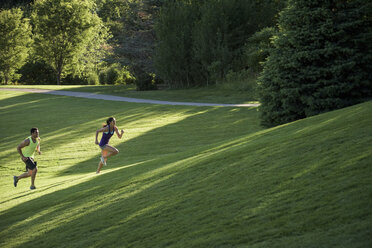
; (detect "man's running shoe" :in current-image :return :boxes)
[13,176,18,187]
[30,185,36,190]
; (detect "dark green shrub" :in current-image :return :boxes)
[62,74,88,85]
[220,69,257,93]
[99,70,106,84]
[136,72,157,91]
[105,66,121,85]
[18,60,55,84]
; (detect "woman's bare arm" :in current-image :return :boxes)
[115,126,124,139]
[96,126,109,144]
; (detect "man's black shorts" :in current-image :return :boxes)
[24,157,37,170]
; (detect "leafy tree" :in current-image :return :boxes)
[154,0,284,88]
[0,0,34,10]
[95,0,166,90]
[95,0,131,22]
[154,0,200,88]
[0,8,32,84]
[258,0,372,127]
[192,0,281,85]
[32,0,109,85]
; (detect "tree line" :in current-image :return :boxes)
[155,0,284,88]
[150,0,372,126]
[1,0,371,126]
[0,0,158,87]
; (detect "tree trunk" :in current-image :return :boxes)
[56,55,63,85]
[56,72,61,85]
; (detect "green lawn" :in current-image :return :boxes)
[0,89,371,248]
[0,84,258,104]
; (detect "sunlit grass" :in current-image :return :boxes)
[0,84,258,104]
[0,89,371,247]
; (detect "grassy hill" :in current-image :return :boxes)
[0,89,371,247]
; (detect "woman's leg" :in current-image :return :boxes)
[97,161,103,173]
[102,145,119,161]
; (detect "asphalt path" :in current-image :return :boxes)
[1,88,260,107]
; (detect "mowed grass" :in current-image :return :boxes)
[0,89,371,248]
[0,84,258,104]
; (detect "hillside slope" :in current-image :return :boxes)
[0,92,371,247]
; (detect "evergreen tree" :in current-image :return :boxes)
[0,8,32,84]
[244,27,277,74]
[258,0,372,127]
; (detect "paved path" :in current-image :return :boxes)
[1,88,260,107]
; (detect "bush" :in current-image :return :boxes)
[18,60,55,84]
[99,63,135,85]
[122,69,136,85]
[99,71,106,84]
[136,72,157,91]
[217,69,257,100]
[106,66,121,85]
[62,74,88,85]
[87,72,99,85]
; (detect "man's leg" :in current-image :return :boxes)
[13,171,31,187]
[30,167,37,188]
[17,171,31,180]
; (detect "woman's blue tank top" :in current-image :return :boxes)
[99,125,114,147]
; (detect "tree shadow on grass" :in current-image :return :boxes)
[3,130,370,247]
[0,90,270,247]
[0,91,207,170]
[53,104,261,176]
[0,100,371,247]
[0,89,261,199]
[0,137,259,247]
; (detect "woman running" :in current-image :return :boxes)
[95,117,124,173]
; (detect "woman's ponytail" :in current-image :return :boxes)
[106,117,114,126]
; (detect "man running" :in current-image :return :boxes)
[14,127,41,190]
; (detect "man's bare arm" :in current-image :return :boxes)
[37,138,41,155]
[17,139,30,161]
